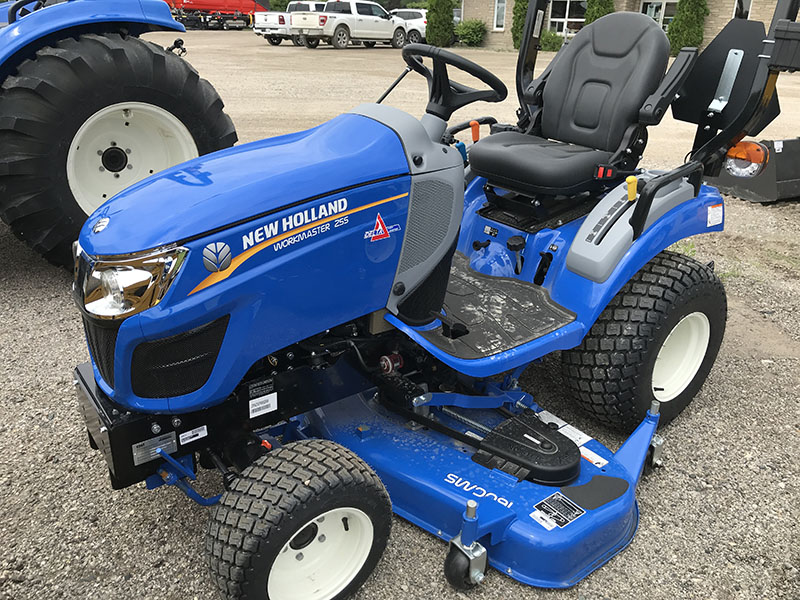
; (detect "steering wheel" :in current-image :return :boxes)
[402,44,508,121]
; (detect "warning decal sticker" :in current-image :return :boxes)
[530,492,586,530]
[707,203,723,227]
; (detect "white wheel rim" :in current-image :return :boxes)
[652,312,711,402]
[267,507,374,600]
[67,102,198,215]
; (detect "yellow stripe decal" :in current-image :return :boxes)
[189,192,409,296]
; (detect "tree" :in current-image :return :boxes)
[270,0,290,11]
[511,0,529,50]
[584,0,615,25]
[426,0,455,47]
[667,0,709,55]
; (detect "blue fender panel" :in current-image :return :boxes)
[0,0,182,69]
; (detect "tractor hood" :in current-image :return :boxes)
[80,113,410,256]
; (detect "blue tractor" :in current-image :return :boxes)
[0,0,236,266]
[71,1,799,598]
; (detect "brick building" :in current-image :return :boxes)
[459,0,779,50]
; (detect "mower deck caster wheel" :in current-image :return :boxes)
[444,542,486,590]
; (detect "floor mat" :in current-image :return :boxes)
[418,252,575,359]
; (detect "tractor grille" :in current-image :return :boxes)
[397,179,455,275]
[131,316,229,399]
[83,318,120,388]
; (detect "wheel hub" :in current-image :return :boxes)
[101,146,128,173]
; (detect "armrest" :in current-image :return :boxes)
[629,160,704,240]
[639,47,698,126]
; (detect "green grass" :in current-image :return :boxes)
[669,239,697,258]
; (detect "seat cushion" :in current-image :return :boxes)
[469,132,612,196]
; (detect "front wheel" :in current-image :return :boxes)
[266,35,282,45]
[562,251,726,431]
[207,439,392,600]
[304,36,320,48]
[291,34,304,46]
[363,41,377,48]
[391,28,406,49]
[0,33,236,267]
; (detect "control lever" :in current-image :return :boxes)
[506,235,526,274]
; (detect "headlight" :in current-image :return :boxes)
[74,245,188,320]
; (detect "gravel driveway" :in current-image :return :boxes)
[0,31,798,600]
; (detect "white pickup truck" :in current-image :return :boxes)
[290,0,406,49]
[254,1,326,46]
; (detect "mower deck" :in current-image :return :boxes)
[308,392,659,588]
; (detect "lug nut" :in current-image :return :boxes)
[150,422,161,434]
[171,417,182,428]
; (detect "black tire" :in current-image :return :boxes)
[407,30,422,45]
[363,41,377,48]
[443,545,478,590]
[562,251,726,431]
[0,33,236,267]
[291,35,304,46]
[304,36,320,48]
[391,28,406,49]
[332,26,350,49]
[207,439,392,600]
[266,36,282,45]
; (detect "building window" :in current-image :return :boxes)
[733,0,753,19]
[494,0,506,30]
[640,1,679,31]
[548,1,587,38]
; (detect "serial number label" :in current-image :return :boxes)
[179,425,208,446]
[132,432,177,466]
[249,392,278,419]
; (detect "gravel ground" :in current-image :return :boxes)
[1,31,799,600]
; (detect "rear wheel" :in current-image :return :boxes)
[291,35,304,46]
[407,30,422,44]
[561,251,726,430]
[0,33,236,267]
[207,439,392,600]
[267,35,282,45]
[304,36,320,48]
[332,26,350,49]
[391,28,406,49]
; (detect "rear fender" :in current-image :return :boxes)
[0,0,182,79]
[545,184,725,329]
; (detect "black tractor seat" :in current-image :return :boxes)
[470,12,671,197]
[469,133,613,196]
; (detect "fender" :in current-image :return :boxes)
[0,0,183,77]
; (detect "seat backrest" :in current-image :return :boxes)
[541,12,669,152]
